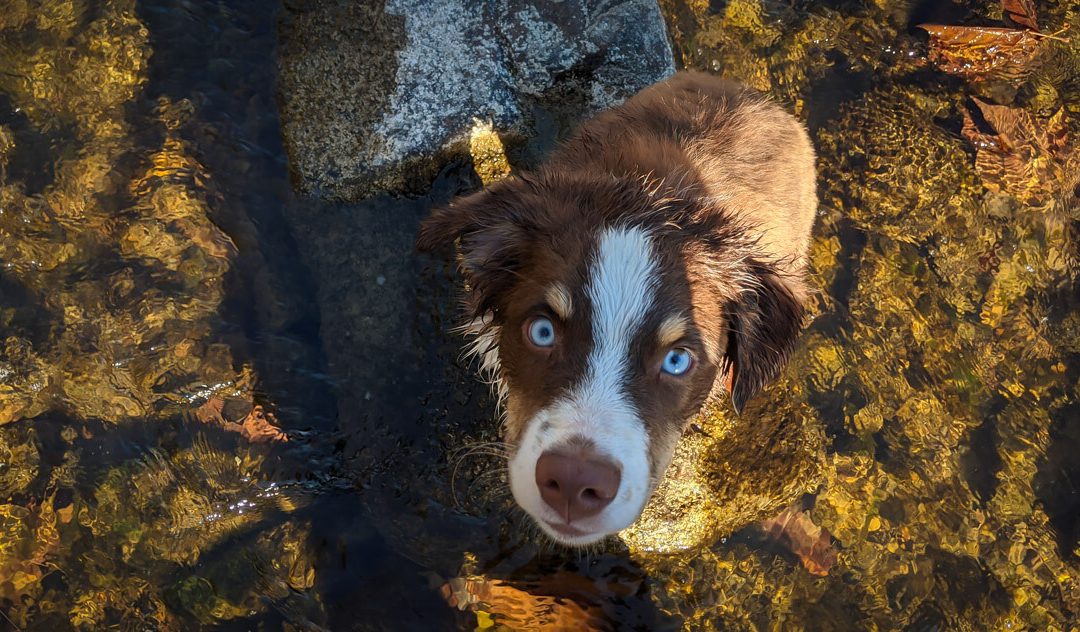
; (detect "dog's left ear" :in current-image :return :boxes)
[721,265,806,414]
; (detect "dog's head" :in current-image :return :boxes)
[418,172,805,545]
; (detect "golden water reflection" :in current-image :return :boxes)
[0,0,1078,629]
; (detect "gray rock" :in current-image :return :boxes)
[277,0,675,201]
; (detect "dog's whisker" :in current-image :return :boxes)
[450,441,513,453]
[449,445,512,462]
[464,468,508,500]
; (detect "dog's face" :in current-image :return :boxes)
[418,172,804,545]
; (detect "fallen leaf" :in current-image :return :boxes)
[918,24,1046,83]
[441,571,637,631]
[56,503,75,524]
[196,397,287,443]
[761,507,838,576]
[194,396,225,424]
[1001,0,1038,31]
[961,97,1073,207]
[239,405,288,443]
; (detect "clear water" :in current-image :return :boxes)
[1,0,1078,630]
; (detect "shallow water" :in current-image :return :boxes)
[1,0,1079,630]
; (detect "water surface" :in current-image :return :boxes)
[1,0,1079,630]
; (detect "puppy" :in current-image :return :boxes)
[418,71,817,545]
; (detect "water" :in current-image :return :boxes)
[1,0,1078,629]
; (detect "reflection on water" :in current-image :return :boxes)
[0,0,1078,629]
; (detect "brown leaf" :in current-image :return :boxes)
[56,503,75,524]
[442,571,632,631]
[1001,0,1038,31]
[194,395,225,424]
[918,24,1046,82]
[239,405,288,443]
[761,507,837,576]
[961,98,1073,207]
[196,397,287,443]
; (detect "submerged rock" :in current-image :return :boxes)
[276,0,676,201]
[622,398,825,555]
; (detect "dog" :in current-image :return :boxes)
[417,71,817,546]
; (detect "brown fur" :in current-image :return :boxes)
[418,72,817,524]
[419,71,816,409]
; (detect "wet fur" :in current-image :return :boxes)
[417,71,817,541]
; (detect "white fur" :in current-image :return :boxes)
[462,314,507,407]
[508,225,658,545]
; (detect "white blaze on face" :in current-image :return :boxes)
[509,225,659,545]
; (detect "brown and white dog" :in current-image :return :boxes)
[418,72,816,546]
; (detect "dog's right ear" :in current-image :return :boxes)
[417,183,530,318]
[416,187,489,253]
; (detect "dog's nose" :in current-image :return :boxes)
[535,449,620,522]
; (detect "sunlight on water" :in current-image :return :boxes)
[0,0,1078,629]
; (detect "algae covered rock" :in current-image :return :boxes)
[622,398,825,555]
[673,0,926,109]
[0,0,249,427]
[276,0,676,201]
[0,424,39,498]
[0,337,52,425]
[816,84,981,243]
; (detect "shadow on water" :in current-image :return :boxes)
[129,0,671,629]
[2,0,1080,629]
[135,0,336,434]
[123,0,467,628]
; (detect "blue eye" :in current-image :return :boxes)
[527,317,556,348]
[661,348,693,376]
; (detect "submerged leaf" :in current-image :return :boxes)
[760,507,837,576]
[961,98,1073,207]
[240,406,288,444]
[195,397,287,443]
[442,571,627,631]
[1001,0,1038,31]
[918,25,1045,82]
